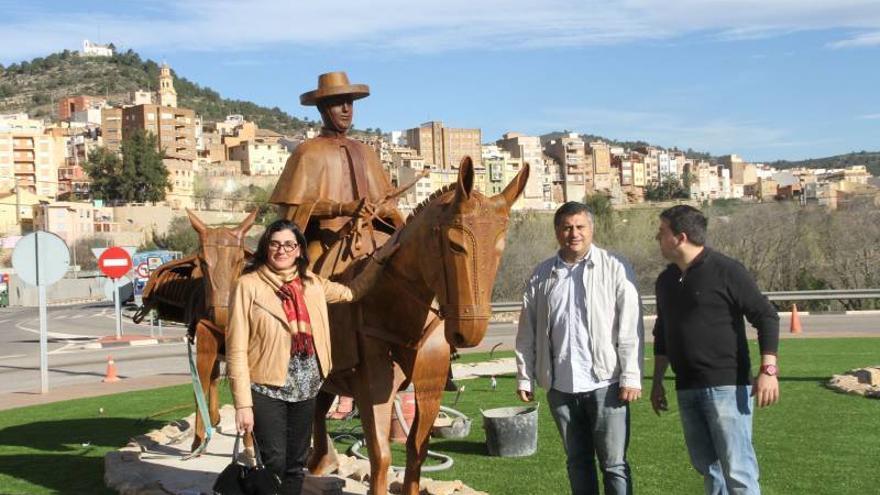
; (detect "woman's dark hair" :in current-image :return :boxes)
[246,219,310,278]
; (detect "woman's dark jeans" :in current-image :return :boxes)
[252,390,316,495]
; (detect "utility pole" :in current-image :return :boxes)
[14,176,21,234]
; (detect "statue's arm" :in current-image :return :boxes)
[279,200,364,230]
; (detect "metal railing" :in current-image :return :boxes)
[490,289,880,313]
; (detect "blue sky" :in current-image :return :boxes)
[1,1,879,161]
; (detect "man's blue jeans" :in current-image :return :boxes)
[676,385,760,495]
[547,383,632,495]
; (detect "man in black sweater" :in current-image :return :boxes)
[650,205,779,495]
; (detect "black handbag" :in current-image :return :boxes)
[213,433,281,495]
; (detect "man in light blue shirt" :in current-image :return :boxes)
[516,201,644,495]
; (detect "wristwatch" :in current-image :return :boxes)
[760,364,778,376]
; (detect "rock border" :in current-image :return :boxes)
[105,405,488,495]
[825,366,880,398]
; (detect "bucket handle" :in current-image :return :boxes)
[479,402,540,416]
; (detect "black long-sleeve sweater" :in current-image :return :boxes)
[653,248,779,390]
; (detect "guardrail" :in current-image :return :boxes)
[490,289,880,313]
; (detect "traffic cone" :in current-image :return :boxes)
[790,304,803,334]
[102,355,121,383]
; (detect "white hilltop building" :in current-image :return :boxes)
[81,40,113,57]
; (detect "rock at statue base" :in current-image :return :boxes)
[827,366,880,398]
[105,404,489,494]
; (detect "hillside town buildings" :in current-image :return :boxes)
[0,53,877,252]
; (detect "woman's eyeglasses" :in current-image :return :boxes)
[268,241,299,252]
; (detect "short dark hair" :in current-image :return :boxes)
[554,201,593,228]
[659,205,708,246]
[246,219,311,277]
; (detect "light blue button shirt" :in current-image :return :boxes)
[548,248,615,393]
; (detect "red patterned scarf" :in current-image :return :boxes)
[258,265,315,357]
[277,278,315,357]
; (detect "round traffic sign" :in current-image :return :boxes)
[98,246,133,279]
[11,231,70,287]
[135,262,150,278]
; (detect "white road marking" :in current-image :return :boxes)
[14,320,94,340]
[48,345,74,355]
[0,354,26,360]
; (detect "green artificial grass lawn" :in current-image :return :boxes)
[0,338,878,494]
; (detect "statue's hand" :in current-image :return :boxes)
[339,199,363,217]
[339,199,380,220]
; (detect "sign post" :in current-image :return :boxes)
[98,247,132,340]
[11,231,70,394]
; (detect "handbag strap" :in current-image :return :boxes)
[250,433,265,468]
[231,431,266,468]
[232,432,241,459]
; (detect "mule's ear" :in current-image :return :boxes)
[454,155,475,202]
[497,162,530,209]
[186,208,207,235]
[234,209,258,238]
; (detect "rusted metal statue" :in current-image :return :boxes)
[134,209,257,452]
[310,157,529,495]
[270,70,406,373]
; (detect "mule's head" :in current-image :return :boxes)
[414,156,529,348]
[187,209,257,327]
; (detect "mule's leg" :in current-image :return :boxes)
[352,337,405,495]
[191,322,219,452]
[209,352,221,427]
[402,324,450,495]
[307,390,340,474]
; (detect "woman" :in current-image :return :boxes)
[225,219,397,494]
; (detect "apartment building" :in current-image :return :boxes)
[121,104,197,160]
[58,96,105,122]
[588,140,613,193]
[32,201,96,246]
[496,132,545,207]
[545,133,587,202]
[405,121,482,169]
[100,107,123,152]
[228,137,290,175]
[0,114,62,198]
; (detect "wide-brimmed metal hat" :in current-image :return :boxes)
[300,71,370,106]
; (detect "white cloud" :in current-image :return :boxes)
[829,31,880,48]
[859,113,880,119]
[2,0,880,61]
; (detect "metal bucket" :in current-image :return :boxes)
[481,405,539,457]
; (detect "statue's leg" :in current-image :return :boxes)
[307,389,340,474]
[208,328,223,427]
[352,336,405,495]
[191,322,218,452]
[402,323,450,495]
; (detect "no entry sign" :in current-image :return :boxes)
[98,246,132,279]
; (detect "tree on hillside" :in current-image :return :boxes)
[583,192,616,239]
[83,131,169,203]
[148,216,199,255]
[645,174,690,201]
